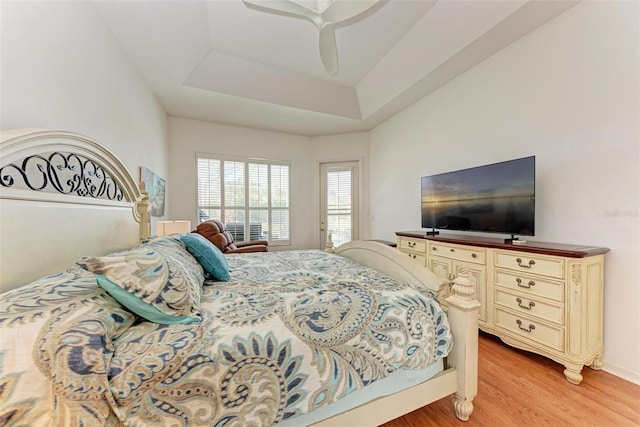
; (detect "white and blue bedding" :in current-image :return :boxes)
[0,236,451,426]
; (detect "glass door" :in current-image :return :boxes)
[320,161,359,248]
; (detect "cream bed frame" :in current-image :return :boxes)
[0,129,150,292]
[0,129,479,424]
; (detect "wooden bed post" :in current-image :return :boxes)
[445,265,480,421]
[325,233,335,253]
[137,181,151,241]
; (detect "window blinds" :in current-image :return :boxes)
[197,155,290,245]
[326,169,352,247]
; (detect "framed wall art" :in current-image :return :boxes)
[140,166,165,217]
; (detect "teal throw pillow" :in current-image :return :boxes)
[181,233,230,281]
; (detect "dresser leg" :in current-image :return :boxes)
[563,364,584,385]
[589,351,604,370]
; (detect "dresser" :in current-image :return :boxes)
[396,231,609,385]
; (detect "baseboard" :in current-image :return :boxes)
[602,361,640,385]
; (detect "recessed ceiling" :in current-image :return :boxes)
[95,0,578,136]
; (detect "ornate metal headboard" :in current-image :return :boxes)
[0,129,151,292]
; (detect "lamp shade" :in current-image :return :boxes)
[156,220,192,236]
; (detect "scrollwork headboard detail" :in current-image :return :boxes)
[0,129,151,292]
[1,151,127,201]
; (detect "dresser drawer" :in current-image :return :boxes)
[495,289,564,325]
[398,238,426,253]
[494,269,564,302]
[494,308,564,352]
[429,242,486,264]
[494,251,565,279]
[403,252,426,266]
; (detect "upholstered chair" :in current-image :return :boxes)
[194,220,268,254]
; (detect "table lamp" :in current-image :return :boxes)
[156,220,192,236]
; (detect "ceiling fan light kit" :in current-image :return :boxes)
[242,0,380,76]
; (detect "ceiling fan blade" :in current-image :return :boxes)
[242,0,320,24]
[322,0,380,23]
[319,24,338,76]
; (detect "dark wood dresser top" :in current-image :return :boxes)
[395,231,610,258]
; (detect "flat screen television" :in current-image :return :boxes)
[421,156,535,237]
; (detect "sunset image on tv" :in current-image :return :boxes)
[421,156,535,235]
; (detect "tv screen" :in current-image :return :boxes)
[421,156,535,236]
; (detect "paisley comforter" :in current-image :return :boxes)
[0,245,451,427]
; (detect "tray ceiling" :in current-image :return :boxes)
[96,0,578,136]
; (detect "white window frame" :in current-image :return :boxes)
[196,153,291,246]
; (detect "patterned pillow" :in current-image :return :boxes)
[144,235,206,287]
[180,233,230,281]
[77,242,203,324]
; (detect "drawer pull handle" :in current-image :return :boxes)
[409,254,416,259]
[516,278,536,288]
[516,297,535,310]
[450,248,455,252]
[516,319,535,332]
[516,258,535,268]
[408,241,416,248]
[432,247,437,251]
[471,253,477,258]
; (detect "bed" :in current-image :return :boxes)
[0,129,479,426]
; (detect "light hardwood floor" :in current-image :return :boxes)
[382,332,640,427]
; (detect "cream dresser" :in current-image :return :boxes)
[396,231,609,385]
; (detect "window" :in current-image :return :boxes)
[197,154,290,245]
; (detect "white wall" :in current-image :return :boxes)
[168,118,370,250]
[0,1,168,212]
[369,1,639,382]
[168,117,314,248]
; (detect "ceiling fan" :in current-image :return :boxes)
[242,0,381,76]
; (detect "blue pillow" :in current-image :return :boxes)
[181,233,230,281]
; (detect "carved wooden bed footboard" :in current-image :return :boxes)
[325,239,480,423]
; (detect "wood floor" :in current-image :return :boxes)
[381,332,640,427]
